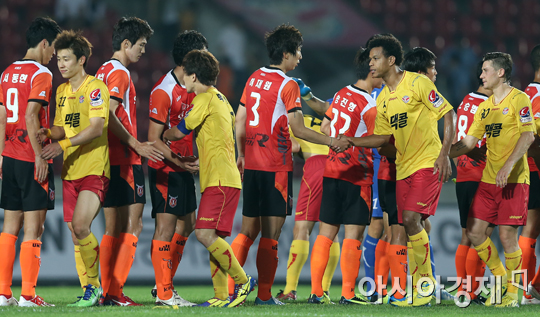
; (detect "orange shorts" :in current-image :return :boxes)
[469,182,529,226]
[63,175,109,222]
[295,155,325,222]
[195,186,240,236]
[396,168,442,223]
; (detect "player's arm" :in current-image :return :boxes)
[25,101,48,182]
[0,105,6,179]
[293,78,330,116]
[346,134,391,148]
[235,105,247,179]
[290,134,300,154]
[378,144,397,159]
[148,120,188,166]
[496,131,535,188]
[288,109,349,152]
[108,99,163,162]
[434,109,456,182]
[449,135,480,158]
[320,117,330,135]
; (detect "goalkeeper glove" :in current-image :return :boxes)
[292,78,314,101]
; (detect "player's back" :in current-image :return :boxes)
[323,85,376,186]
[525,82,540,173]
[1,60,52,162]
[241,67,301,172]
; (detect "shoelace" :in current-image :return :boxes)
[82,286,95,300]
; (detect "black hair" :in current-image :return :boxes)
[264,24,303,65]
[482,52,513,83]
[54,30,93,68]
[26,17,61,49]
[476,60,484,87]
[402,47,436,73]
[172,30,209,66]
[354,48,370,80]
[112,17,153,52]
[183,50,220,86]
[531,44,540,72]
[366,33,404,66]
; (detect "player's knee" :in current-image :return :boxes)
[72,223,90,240]
[465,227,482,245]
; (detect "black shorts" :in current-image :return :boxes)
[0,157,55,211]
[529,172,540,209]
[103,165,146,208]
[456,181,480,228]
[148,167,197,218]
[319,177,371,225]
[378,179,399,226]
[242,169,293,217]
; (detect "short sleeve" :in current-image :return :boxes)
[183,92,211,131]
[281,80,302,113]
[374,98,392,135]
[411,74,451,120]
[324,104,334,121]
[531,96,540,132]
[467,102,486,139]
[105,70,129,102]
[28,72,52,105]
[87,82,110,119]
[149,89,171,124]
[239,85,247,107]
[53,88,63,127]
[513,93,536,134]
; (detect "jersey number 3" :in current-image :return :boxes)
[249,92,261,127]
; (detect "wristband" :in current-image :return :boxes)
[46,129,52,138]
[301,92,314,101]
[58,138,72,151]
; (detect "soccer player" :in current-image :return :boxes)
[520,44,540,304]
[230,24,349,305]
[453,62,492,303]
[346,34,455,307]
[308,47,382,305]
[163,49,256,308]
[147,30,208,306]
[0,17,61,307]
[450,52,536,307]
[95,17,162,306]
[40,30,110,307]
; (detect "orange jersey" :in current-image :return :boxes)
[96,59,140,166]
[0,60,52,162]
[455,92,489,182]
[240,67,301,172]
[323,85,376,186]
[525,82,540,172]
[148,70,195,172]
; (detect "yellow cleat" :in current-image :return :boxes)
[494,294,519,308]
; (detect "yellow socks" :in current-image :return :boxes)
[210,254,229,300]
[409,230,434,283]
[284,240,309,294]
[207,238,247,285]
[77,233,100,287]
[505,249,523,299]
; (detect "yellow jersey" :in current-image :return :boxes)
[182,87,241,192]
[374,71,452,180]
[468,88,536,184]
[289,115,329,156]
[54,75,110,180]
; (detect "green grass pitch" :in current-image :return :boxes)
[0,284,537,316]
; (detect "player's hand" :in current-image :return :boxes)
[331,135,351,153]
[0,156,3,180]
[35,155,48,183]
[434,155,451,182]
[466,146,486,163]
[181,159,199,174]
[292,78,313,100]
[134,141,164,163]
[41,143,63,160]
[36,128,49,143]
[496,163,512,188]
[237,156,245,181]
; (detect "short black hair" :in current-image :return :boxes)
[354,48,370,80]
[366,33,404,66]
[476,60,484,87]
[402,47,436,74]
[264,24,303,65]
[183,50,219,86]
[26,17,61,49]
[112,17,153,52]
[172,30,209,66]
[54,30,93,68]
[482,52,513,83]
[531,44,540,72]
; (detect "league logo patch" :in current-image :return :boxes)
[502,107,509,115]
[169,195,177,208]
[402,95,410,103]
[49,188,55,201]
[520,106,532,123]
[89,89,103,107]
[136,184,144,197]
[428,90,443,108]
[79,96,84,103]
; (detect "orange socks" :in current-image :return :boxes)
[100,234,118,295]
[310,235,333,297]
[465,247,485,299]
[256,238,279,301]
[0,233,17,296]
[519,236,536,296]
[20,240,41,298]
[387,244,407,299]
[455,244,469,292]
[374,240,390,296]
[152,240,173,300]
[228,233,254,295]
[171,234,188,279]
[341,239,362,299]
[108,233,138,297]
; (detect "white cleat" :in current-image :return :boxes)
[0,295,18,306]
[173,290,196,307]
[155,294,179,306]
[19,295,54,307]
[521,295,540,305]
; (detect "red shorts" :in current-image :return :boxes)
[396,168,442,223]
[63,175,109,222]
[295,155,325,222]
[195,186,240,236]
[469,182,529,226]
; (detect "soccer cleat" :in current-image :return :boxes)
[155,294,180,306]
[338,295,370,305]
[521,294,540,305]
[109,293,143,306]
[388,295,413,307]
[439,289,455,301]
[67,296,82,307]
[0,295,18,306]
[356,292,388,304]
[484,283,507,306]
[100,294,115,306]
[173,289,196,307]
[494,294,519,307]
[197,297,231,307]
[528,282,540,301]
[307,293,333,304]
[229,275,256,307]
[276,290,297,300]
[151,285,157,299]
[75,284,102,307]
[18,295,54,307]
[254,296,285,305]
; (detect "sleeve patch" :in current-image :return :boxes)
[428,90,443,108]
[520,106,532,123]
[90,89,104,107]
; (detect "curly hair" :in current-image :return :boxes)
[366,34,404,66]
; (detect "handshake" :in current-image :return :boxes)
[329,134,354,153]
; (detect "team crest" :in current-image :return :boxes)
[402,95,410,103]
[428,90,443,108]
[136,184,144,197]
[169,195,178,208]
[79,96,84,103]
[520,106,532,123]
[49,188,55,201]
[502,107,509,115]
[89,89,103,107]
